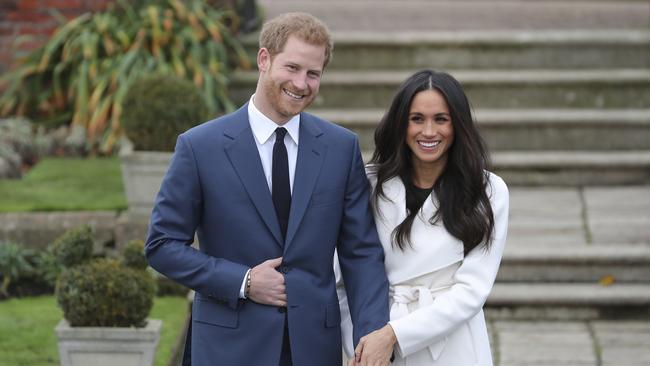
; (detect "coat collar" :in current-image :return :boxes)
[224,103,283,246]
[285,112,324,250]
[379,175,439,221]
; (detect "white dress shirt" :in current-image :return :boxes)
[248,95,300,193]
[239,95,301,298]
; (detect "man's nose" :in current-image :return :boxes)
[291,73,308,91]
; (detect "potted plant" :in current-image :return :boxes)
[120,74,210,216]
[53,225,159,366]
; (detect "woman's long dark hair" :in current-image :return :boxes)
[370,70,494,255]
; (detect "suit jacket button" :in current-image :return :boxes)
[280,266,290,274]
[278,307,286,313]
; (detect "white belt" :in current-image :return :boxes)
[390,284,452,361]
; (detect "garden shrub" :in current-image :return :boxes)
[0,242,34,298]
[0,118,39,168]
[0,143,22,179]
[54,226,156,327]
[57,259,156,327]
[122,239,148,270]
[121,74,210,151]
[51,225,94,268]
[33,248,63,290]
[156,274,189,297]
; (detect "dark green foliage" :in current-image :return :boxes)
[0,242,34,298]
[53,226,157,327]
[33,248,63,289]
[122,240,147,270]
[0,243,61,298]
[56,259,156,327]
[121,74,210,151]
[156,275,189,297]
[51,225,93,267]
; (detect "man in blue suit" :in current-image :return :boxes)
[145,12,390,366]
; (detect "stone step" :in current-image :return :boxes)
[310,108,650,152]
[498,245,650,283]
[361,150,650,185]
[486,283,650,320]
[258,0,650,31]
[231,69,650,109]
[493,150,650,186]
[242,30,650,70]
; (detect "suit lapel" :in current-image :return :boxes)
[224,104,284,247]
[284,114,325,250]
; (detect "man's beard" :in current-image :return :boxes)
[263,77,314,119]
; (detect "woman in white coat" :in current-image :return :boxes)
[338,70,509,366]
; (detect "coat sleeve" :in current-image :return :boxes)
[145,134,248,310]
[336,137,391,348]
[334,253,355,359]
[388,174,509,357]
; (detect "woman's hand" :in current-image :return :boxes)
[352,324,397,365]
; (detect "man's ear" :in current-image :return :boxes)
[257,48,271,72]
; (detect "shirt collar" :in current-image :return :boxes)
[248,95,300,145]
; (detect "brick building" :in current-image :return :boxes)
[0,0,111,73]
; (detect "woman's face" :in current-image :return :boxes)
[405,89,455,175]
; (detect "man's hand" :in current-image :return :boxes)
[352,324,397,366]
[247,257,287,306]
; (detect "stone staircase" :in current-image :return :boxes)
[491,185,650,319]
[234,0,650,320]
[235,30,650,186]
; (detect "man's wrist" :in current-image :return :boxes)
[244,270,252,298]
[239,269,251,298]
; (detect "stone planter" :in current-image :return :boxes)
[55,319,162,366]
[120,151,172,217]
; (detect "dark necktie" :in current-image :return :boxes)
[272,127,291,240]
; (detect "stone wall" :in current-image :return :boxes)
[0,211,150,253]
[0,0,110,73]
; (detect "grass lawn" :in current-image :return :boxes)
[0,295,188,366]
[0,157,127,212]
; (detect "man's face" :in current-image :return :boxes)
[256,36,326,124]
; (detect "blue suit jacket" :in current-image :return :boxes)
[145,104,390,366]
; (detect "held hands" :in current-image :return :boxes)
[348,324,397,366]
[247,257,287,307]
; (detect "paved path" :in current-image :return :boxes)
[489,320,650,366]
